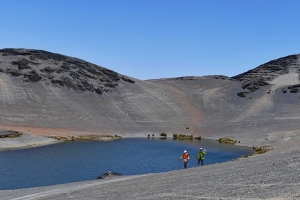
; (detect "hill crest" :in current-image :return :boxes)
[0,48,135,95]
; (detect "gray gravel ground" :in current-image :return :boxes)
[1,137,300,200]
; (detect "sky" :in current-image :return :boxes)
[1,0,300,80]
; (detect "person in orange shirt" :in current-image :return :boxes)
[180,150,190,169]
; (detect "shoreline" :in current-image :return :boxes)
[0,126,124,152]
[0,132,256,152]
[0,133,122,152]
[0,133,61,152]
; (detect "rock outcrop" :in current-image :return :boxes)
[97,171,122,179]
[0,48,135,94]
[0,130,22,138]
[232,54,300,97]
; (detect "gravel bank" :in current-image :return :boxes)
[0,133,59,152]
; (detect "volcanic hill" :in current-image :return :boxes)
[0,48,300,145]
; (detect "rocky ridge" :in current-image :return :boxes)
[232,54,300,97]
[0,48,135,94]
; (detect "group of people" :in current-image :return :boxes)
[180,148,206,169]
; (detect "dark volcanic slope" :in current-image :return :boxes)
[1,48,300,145]
[0,48,135,94]
[232,54,300,97]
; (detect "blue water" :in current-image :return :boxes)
[0,138,254,190]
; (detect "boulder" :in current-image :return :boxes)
[97,171,122,179]
[219,137,237,145]
[0,130,22,139]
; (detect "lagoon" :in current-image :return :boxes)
[0,138,254,190]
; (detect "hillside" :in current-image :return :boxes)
[0,49,300,147]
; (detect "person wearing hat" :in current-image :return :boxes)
[197,148,206,166]
[180,150,190,169]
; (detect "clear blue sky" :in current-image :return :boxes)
[1,1,299,80]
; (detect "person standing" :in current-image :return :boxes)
[180,150,190,169]
[197,148,206,166]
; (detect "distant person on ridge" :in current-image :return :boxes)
[197,148,206,166]
[180,150,190,169]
